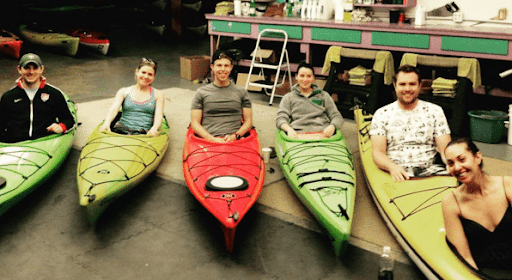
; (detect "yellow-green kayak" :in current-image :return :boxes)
[77,119,169,224]
[354,108,481,280]
[19,24,79,56]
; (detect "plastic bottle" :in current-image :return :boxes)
[315,0,322,19]
[415,4,426,26]
[301,0,308,19]
[344,0,353,22]
[334,0,344,21]
[250,0,256,16]
[288,0,294,17]
[307,0,314,18]
[295,0,302,17]
[234,0,242,16]
[378,246,394,280]
[311,0,318,19]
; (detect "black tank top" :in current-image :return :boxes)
[454,177,512,269]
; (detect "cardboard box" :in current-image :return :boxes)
[180,55,210,81]
[250,49,277,63]
[236,73,265,92]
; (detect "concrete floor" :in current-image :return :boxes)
[1,23,495,279]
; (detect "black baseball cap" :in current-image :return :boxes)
[211,50,233,64]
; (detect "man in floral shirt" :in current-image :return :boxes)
[369,65,451,182]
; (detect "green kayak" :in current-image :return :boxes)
[275,130,356,256]
[0,95,77,217]
[77,118,170,224]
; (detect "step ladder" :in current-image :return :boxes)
[245,29,292,106]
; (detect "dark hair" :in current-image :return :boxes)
[211,50,233,64]
[138,57,157,73]
[393,64,421,83]
[445,137,483,168]
[297,60,314,75]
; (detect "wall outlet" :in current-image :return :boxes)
[452,12,463,23]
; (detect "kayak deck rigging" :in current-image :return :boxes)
[0,146,52,192]
[78,135,163,198]
[390,185,458,221]
[184,143,263,182]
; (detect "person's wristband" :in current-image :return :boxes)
[234,132,241,140]
[58,123,67,132]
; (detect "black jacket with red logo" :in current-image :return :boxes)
[0,77,75,143]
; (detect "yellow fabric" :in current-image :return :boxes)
[322,46,395,85]
[400,53,481,89]
[432,77,458,88]
[458,58,482,89]
[214,1,234,15]
[349,65,371,76]
[400,53,459,68]
[400,53,418,67]
[321,46,342,74]
[373,51,395,85]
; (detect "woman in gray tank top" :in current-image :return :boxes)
[99,58,165,137]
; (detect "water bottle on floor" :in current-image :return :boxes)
[378,246,394,280]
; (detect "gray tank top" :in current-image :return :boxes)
[119,86,156,130]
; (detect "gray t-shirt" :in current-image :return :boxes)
[191,82,252,137]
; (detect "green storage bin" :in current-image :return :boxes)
[468,110,508,144]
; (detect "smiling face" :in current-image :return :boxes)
[296,66,315,92]
[394,71,420,109]
[445,143,483,184]
[211,57,233,87]
[17,64,44,87]
[135,65,156,87]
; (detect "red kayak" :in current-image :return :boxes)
[182,127,265,253]
[0,29,22,59]
[68,29,110,55]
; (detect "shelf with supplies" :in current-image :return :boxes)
[354,0,416,8]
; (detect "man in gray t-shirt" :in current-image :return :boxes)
[190,51,253,143]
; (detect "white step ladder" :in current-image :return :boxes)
[245,29,293,106]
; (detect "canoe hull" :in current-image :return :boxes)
[68,29,110,55]
[19,25,79,56]
[354,109,479,280]
[0,30,22,59]
[275,130,356,256]
[77,121,169,224]
[182,127,265,253]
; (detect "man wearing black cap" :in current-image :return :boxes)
[0,53,76,143]
[190,50,253,143]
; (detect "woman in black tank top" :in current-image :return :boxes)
[441,137,512,275]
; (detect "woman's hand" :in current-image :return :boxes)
[99,123,111,133]
[147,127,159,137]
[322,125,335,138]
[286,128,298,138]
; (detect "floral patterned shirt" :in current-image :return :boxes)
[369,100,450,176]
